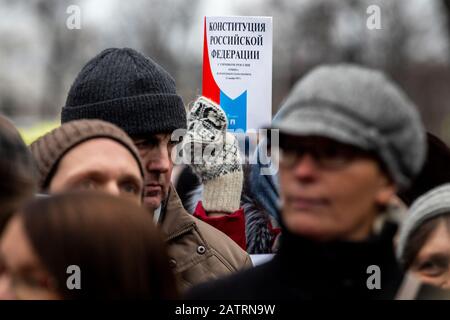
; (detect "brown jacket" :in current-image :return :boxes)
[161,186,252,291]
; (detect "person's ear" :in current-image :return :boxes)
[375,174,397,206]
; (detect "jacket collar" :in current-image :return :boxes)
[160,184,197,241]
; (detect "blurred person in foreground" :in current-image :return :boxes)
[0,115,36,235]
[0,192,177,299]
[186,64,426,300]
[60,48,251,290]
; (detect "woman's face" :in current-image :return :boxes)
[410,219,450,289]
[278,136,396,242]
[0,216,60,300]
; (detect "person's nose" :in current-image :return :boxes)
[145,145,171,174]
[103,181,121,197]
[292,154,320,184]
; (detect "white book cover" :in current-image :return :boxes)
[202,16,273,132]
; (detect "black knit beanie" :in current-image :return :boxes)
[61,48,187,136]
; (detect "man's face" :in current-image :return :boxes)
[133,134,176,211]
[278,135,395,242]
[49,138,143,205]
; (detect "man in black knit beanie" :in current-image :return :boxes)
[61,48,251,292]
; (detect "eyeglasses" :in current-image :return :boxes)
[279,138,375,170]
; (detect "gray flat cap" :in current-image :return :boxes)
[273,64,426,190]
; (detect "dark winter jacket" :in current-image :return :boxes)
[185,222,404,300]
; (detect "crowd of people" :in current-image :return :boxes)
[0,47,450,300]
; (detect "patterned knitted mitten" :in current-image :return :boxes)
[183,96,243,213]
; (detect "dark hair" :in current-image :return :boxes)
[0,115,36,234]
[399,133,450,206]
[402,214,450,269]
[19,191,178,299]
